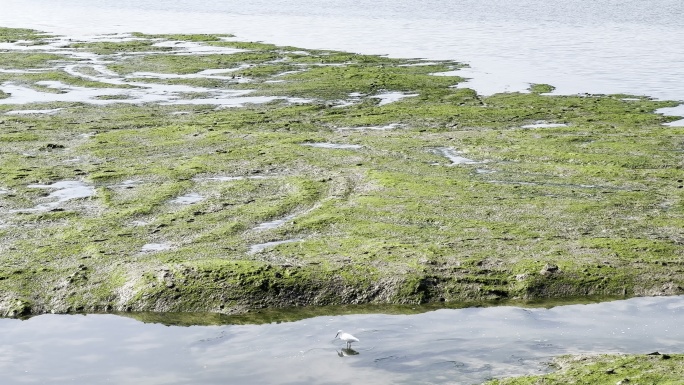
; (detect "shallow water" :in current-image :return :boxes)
[1,295,683,385]
[302,142,364,150]
[193,175,269,182]
[520,121,569,129]
[434,148,480,165]
[140,243,173,253]
[169,193,205,205]
[16,180,96,212]
[252,213,299,231]
[249,238,302,254]
[4,108,64,115]
[372,92,420,106]
[1,0,683,102]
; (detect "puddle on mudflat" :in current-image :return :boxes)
[15,180,96,211]
[140,243,174,252]
[5,108,64,115]
[170,193,204,204]
[332,91,365,108]
[337,123,401,131]
[302,142,363,150]
[130,219,151,227]
[110,179,141,189]
[1,296,683,385]
[253,213,298,231]
[433,147,479,165]
[372,91,419,106]
[521,121,569,128]
[193,175,269,182]
[248,238,301,254]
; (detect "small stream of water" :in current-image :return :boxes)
[1,295,683,385]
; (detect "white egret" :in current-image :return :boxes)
[334,330,359,349]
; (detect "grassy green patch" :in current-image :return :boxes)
[0,27,51,43]
[0,52,68,69]
[487,353,684,384]
[109,52,279,75]
[68,40,174,55]
[528,83,556,93]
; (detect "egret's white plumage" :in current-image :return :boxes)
[334,330,359,348]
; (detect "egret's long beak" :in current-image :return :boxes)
[334,332,340,339]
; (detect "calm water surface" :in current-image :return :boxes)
[1,0,683,103]
[1,296,684,384]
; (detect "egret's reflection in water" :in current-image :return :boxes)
[338,348,360,357]
[1,296,684,385]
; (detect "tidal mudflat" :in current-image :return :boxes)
[1,25,684,384]
[1,26,683,318]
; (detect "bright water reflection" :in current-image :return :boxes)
[1,296,684,385]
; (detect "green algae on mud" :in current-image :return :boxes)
[486,353,684,384]
[0,27,683,319]
[0,27,52,43]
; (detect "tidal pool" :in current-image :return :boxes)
[140,243,174,253]
[1,296,683,385]
[248,238,302,254]
[520,121,569,129]
[372,91,420,106]
[434,148,480,165]
[13,180,96,212]
[169,193,205,205]
[252,213,299,231]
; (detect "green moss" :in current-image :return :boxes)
[69,40,173,55]
[261,63,463,100]
[109,52,279,75]
[528,83,556,93]
[0,52,68,69]
[0,27,50,43]
[487,354,684,384]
